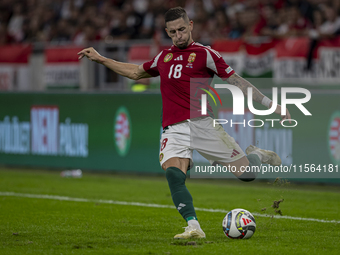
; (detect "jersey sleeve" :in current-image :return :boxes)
[142,51,163,77]
[205,47,235,80]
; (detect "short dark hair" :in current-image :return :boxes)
[164,7,189,24]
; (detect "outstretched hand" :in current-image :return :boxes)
[77,47,105,63]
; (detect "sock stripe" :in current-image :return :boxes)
[186,216,198,222]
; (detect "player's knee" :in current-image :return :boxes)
[165,167,175,180]
[162,157,185,171]
[161,163,167,171]
[162,158,174,171]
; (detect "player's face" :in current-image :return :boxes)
[165,18,193,49]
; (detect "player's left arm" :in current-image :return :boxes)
[226,73,291,122]
[78,47,152,80]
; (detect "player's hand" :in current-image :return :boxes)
[271,103,291,124]
[77,47,105,63]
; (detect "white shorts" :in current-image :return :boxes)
[159,117,245,168]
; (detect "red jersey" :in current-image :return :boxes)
[143,41,235,128]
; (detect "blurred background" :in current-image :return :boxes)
[0,0,339,90]
[0,0,339,184]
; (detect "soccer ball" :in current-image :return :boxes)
[222,208,256,239]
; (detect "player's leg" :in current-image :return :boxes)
[159,123,205,239]
[219,155,260,182]
[245,144,282,166]
[162,158,193,220]
[220,144,282,182]
[162,157,190,173]
[162,157,205,239]
[191,117,281,182]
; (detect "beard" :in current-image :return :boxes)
[176,37,190,49]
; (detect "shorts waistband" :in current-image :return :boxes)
[163,116,210,130]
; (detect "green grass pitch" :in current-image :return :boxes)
[0,168,339,254]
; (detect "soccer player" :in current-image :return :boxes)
[78,7,291,239]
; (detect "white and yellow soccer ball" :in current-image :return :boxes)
[222,208,256,239]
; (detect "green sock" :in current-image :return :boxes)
[238,154,261,182]
[247,153,261,166]
[165,167,197,221]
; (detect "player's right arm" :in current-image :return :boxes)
[77,47,152,80]
[227,73,291,123]
[206,46,291,123]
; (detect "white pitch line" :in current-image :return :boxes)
[1,192,339,224]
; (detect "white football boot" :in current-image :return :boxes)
[246,145,282,166]
[174,226,206,239]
